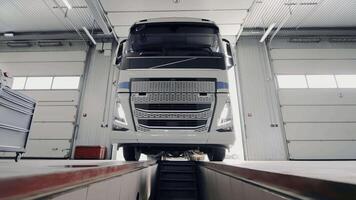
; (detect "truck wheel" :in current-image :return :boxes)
[207,148,225,161]
[123,146,141,161]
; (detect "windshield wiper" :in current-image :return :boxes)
[149,57,198,69]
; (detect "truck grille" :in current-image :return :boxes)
[130,79,215,132]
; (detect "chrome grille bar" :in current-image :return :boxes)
[130,79,216,132]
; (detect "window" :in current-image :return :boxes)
[25,77,53,90]
[306,75,337,88]
[276,75,308,88]
[12,76,81,90]
[11,77,26,90]
[52,76,80,89]
[335,75,356,88]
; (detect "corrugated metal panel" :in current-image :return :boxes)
[0,0,99,32]
[0,51,86,62]
[0,47,86,158]
[274,60,356,74]
[271,49,356,60]
[244,0,356,28]
[30,123,74,139]
[101,0,254,36]
[279,89,356,105]
[270,37,356,159]
[285,123,356,140]
[282,106,356,122]
[33,106,77,122]
[25,139,71,157]
[288,141,356,159]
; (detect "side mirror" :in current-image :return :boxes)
[222,38,234,67]
[116,39,127,65]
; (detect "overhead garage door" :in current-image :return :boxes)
[271,38,356,159]
[0,48,86,158]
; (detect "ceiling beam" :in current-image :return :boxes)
[85,0,112,35]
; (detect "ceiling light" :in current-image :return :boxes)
[329,38,356,43]
[83,27,97,45]
[61,0,72,9]
[3,32,14,37]
[289,37,321,43]
[38,41,63,47]
[7,42,32,47]
[260,23,276,43]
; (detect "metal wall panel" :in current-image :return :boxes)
[235,37,287,160]
[282,106,356,122]
[33,106,77,122]
[279,89,356,105]
[21,90,80,106]
[0,51,86,62]
[271,38,356,159]
[273,60,356,74]
[271,49,356,60]
[0,62,84,76]
[30,123,74,140]
[285,123,356,141]
[288,141,356,160]
[0,48,86,158]
[25,139,71,158]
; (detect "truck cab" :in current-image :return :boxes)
[112,17,235,161]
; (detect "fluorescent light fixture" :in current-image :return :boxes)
[7,41,32,47]
[38,41,63,47]
[83,27,97,45]
[260,23,276,43]
[61,0,72,9]
[289,37,321,43]
[329,38,356,43]
[4,32,14,37]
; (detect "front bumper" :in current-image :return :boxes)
[111,130,235,148]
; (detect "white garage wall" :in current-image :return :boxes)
[235,37,288,160]
[271,37,356,159]
[0,43,87,158]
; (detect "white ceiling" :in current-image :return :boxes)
[244,0,356,29]
[100,0,254,37]
[0,0,355,38]
[0,0,98,33]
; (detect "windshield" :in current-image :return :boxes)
[126,23,224,57]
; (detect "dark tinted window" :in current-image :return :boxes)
[127,23,223,56]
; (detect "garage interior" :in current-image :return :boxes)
[1,0,356,199]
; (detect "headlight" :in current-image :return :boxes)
[217,102,232,127]
[115,102,127,126]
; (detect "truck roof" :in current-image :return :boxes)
[134,17,216,25]
[130,17,219,33]
[135,17,215,24]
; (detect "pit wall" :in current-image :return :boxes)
[198,165,288,200]
[48,164,157,200]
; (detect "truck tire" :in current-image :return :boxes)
[123,146,141,161]
[207,148,225,161]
